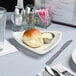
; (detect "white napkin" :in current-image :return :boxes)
[52,63,76,76]
[37,63,76,76]
[0,40,18,56]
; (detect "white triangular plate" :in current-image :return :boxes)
[13,30,62,54]
[72,48,76,64]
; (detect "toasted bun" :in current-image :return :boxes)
[22,28,43,48]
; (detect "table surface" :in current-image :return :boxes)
[0,12,76,76]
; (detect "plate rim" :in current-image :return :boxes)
[72,48,76,64]
[13,30,62,54]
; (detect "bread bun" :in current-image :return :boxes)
[22,28,44,48]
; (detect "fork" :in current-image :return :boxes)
[45,66,55,76]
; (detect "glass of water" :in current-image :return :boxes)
[0,7,6,50]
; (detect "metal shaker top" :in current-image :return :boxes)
[25,5,34,14]
[15,6,24,16]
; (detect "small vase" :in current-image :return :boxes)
[34,4,52,28]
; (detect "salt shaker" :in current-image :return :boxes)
[15,6,24,25]
[13,5,24,31]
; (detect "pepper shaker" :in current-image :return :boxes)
[25,4,35,28]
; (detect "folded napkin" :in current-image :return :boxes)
[52,63,76,76]
[0,40,18,56]
[36,63,76,76]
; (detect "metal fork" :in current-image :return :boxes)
[45,66,55,76]
[45,66,65,76]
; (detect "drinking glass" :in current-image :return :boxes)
[0,7,6,50]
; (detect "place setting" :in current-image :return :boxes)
[10,1,76,75]
[12,25,76,76]
[1,0,76,76]
[35,40,76,76]
[36,62,76,76]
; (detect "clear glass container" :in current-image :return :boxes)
[34,0,53,28]
[0,7,6,50]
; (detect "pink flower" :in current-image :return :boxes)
[37,8,49,25]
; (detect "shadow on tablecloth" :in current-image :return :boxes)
[8,38,45,59]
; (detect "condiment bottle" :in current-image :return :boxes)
[25,4,35,29]
[13,0,24,31]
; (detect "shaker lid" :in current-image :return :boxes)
[15,5,23,15]
[26,4,34,14]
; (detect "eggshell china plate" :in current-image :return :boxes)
[72,48,76,64]
[13,30,62,54]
